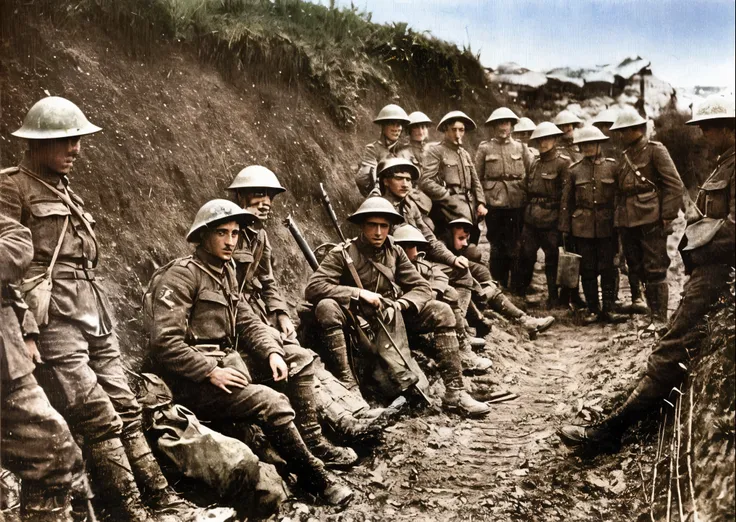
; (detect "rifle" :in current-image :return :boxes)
[319,183,346,242]
[284,214,319,271]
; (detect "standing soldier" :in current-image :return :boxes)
[554,110,583,161]
[513,117,537,147]
[397,111,435,224]
[559,127,628,324]
[475,107,533,289]
[305,197,491,417]
[516,122,571,305]
[420,111,487,240]
[356,104,411,197]
[610,107,685,327]
[144,200,353,506]
[1,213,80,522]
[0,97,196,521]
[559,94,734,450]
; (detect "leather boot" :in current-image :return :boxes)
[622,273,650,314]
[86,438,154,522]
[518,314,555,334]
[581,279,601,324]
[268,422,353,506]
[326,396,406,445]
[454,310,491,374]
[434,331,490,417]
[289,372,358,469]
[646,281,670,327]
[558,375,668,451]
[546,275,560,308]
[20,483,72,522]
[600,273,628,324]
[443,387,491,417]
[322,328,360,391]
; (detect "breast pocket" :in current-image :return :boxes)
[193,289,232,339]
[508,153,525,179]
[484,154,501,179]
[540,171,559,194]
[600,178,616,201]
[442,161,461,186]
[28,199,71,249]
[701,179,730,218]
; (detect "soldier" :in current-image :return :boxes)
[609,107,685,326]
[376,158,492,372]
[305,197,490,417]
[475,107,534,289]
[1,213,80,522]
[396,111,434,223]
[226,165,380,464]
[516,122,571,305]
[559,95,734,449]
[356,104,411,197]
[420,111,487,240]
[558,127,628,324]
[144,199,353,506]
[0,97,196,521]
[553,110,583,161]
[442,218,555,335]
[513,117,537,146]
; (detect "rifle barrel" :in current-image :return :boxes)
[284,215,319,271]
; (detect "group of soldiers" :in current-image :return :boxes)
[0,91,733,521]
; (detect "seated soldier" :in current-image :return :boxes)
[442,218,555,335]
[305,197,490,417]
[144,199,353,506]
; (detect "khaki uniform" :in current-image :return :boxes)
[517,149,571,295]
[559,156,618,310]
[648,146,734,386]
[420,139,485,232]
[1,213,80,497]
[356,137,402,197]
[558,137,582,162]
[615,136,684,283]
[475,137,533,287]
[0,159,140,444]
[396,140,434,217]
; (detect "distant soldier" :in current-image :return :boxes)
[475,107,534,288]
[513,117,537,147]
[305,197,491,417]
[356,104,411,196]
[553,110,583,162]
[516,122,571,305]
[610,107,685,327]
[559,127,627,324]
[145,200,353,506]
[420,111,487,240]
[559,95,735,450]
[1,213,80,522]
[0,97,196,521]
[592,108,618,154]
[397,111,435,222]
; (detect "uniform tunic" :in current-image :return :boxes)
[356,137,403,197]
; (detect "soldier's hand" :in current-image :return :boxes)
[269,353,289,382]
[359,289,383,309]
[453,256,469,269]
[208,367,249,394]
[24,338,43,364]
[476,204,488,218]
[276,313,296,339]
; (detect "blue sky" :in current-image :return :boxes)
[322,0,735,89]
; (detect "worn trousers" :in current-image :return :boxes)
[516,225,559,293]
[485,207,525,287]
[35,316,141,444]
[647,264,731,386]
[1,374,82,490]
[575,236,618,282]
[619,223,670,284]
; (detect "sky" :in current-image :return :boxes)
[321,0,735,89]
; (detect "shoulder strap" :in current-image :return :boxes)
[242,231,267,291]
[621,151,658,191]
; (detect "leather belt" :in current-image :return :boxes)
[52,266,96,281]
[623,187,656,196]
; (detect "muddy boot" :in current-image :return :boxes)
[546,277,560,309]
[558,376,667,452]
[519,314,555,334]
[269,423,353,506]
[327,397,405,445]
[87,438,154,522]
[581,279,601,324]
[645,281,670,329]
[290,372,358,469]
[20,483,71,522]
[434,330,490,417]
[600,274,628,324]
[454,311,491,374]
[322,328,360,392]
[443,387,491,417]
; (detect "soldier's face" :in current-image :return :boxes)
[514,131,532,144]
[201,221,240,261]
[699,124,731,151]
[494,121,513,139]
[402,245,418,261]
[361,216,391,248]
[31,137,81,174]
[239,191,273,221]
[619,127,642,145]
[536,137,557,153]
[382,122,403,142]
[410,124,429,142]
[452,227,470,251]
[559,124,574,137]
[444,122,465,145]
[383,172,413,199]
[580,142,601,157]
[595,123,612,137]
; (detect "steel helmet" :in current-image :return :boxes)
[572,126,609,145]
[377,158,420,181]
[530,122,563,141]
[448,217,474,229]
[553,110,582,127]
[610,106,647,131]
[392,224,429,245]
[186,199,258,243]
[348,196,404,225]
[12,96,102,140]
[592,108,617,126]
[686,95,736,125]
[485,107,520,126]
[408,111,432,127]
[513,117,536,133]
[226,165,286,195]
[373,104,411,125]
[437,110,476,132]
